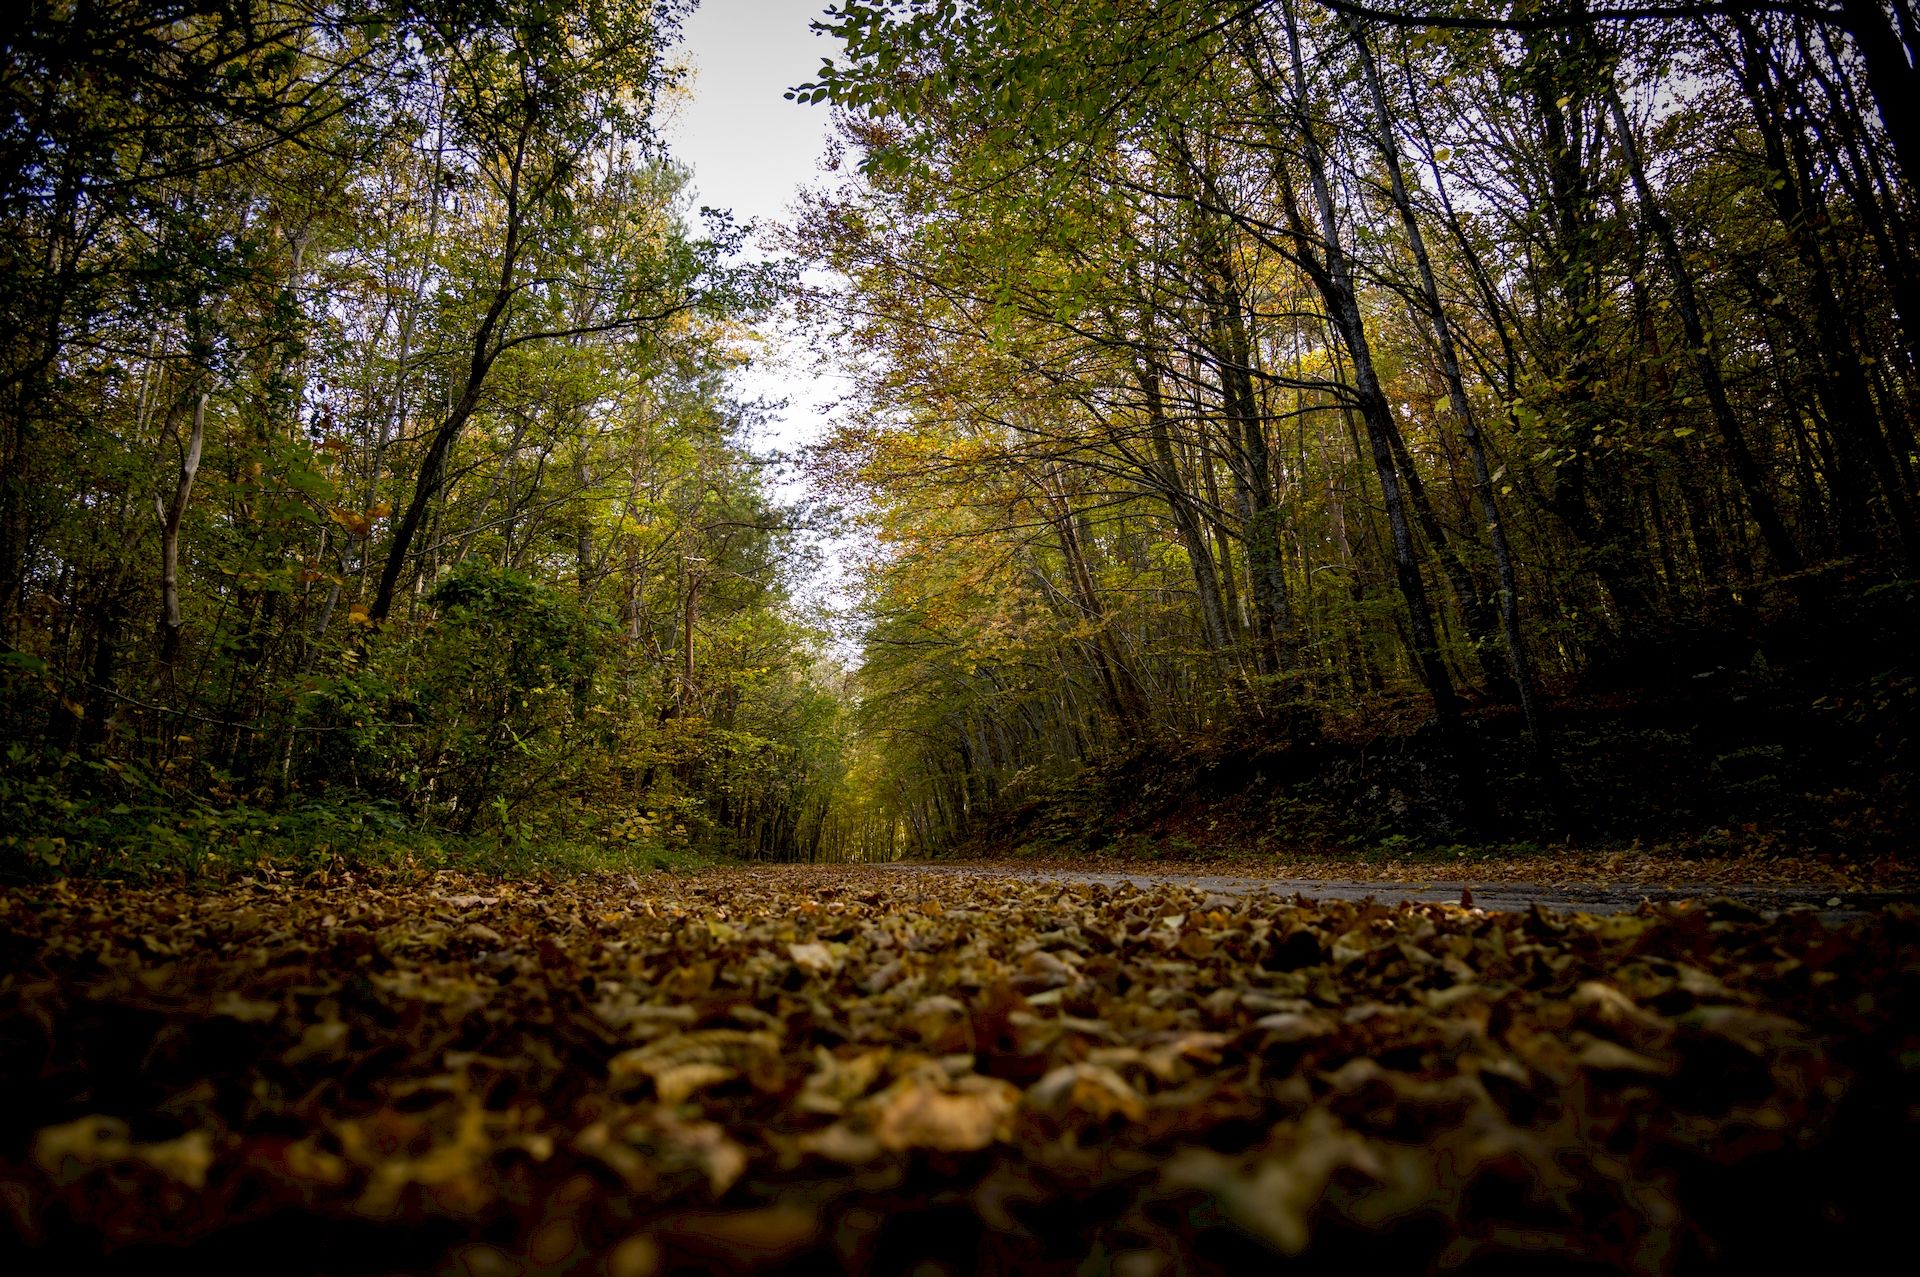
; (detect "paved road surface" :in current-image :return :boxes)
[891,863,1913,919]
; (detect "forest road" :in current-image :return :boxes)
[888,864,1917,920]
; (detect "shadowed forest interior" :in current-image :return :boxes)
[2,0,1916,872]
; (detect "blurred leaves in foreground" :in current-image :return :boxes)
[2,868,1916,1273]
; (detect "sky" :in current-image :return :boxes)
[663,0,857,630]
[667,0,839,242]
[665,0,842,449]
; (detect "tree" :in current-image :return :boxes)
[794,0,1918,851]
[1,0,849,864]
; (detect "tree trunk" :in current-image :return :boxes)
[1604,88,1803,575]
[1276,0,1487,824]
[369,114,532,624]
[1352,25,1568,799]
[154,393,206,670]
[1139,361,1234,655]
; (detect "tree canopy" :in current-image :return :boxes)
[2,0,1916,870]
[789,0,1920,857]
[1,0,846,870]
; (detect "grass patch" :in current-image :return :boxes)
[0,748,723,883]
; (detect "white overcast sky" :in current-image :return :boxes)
[665,0,845,455]
[664,0,856,624]
[667,0,838,239]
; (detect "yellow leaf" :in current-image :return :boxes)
[869,1071,1019,1153]
[652,1061,738,1104]
[1026,1063,1146,1123]
[788,940,839,976]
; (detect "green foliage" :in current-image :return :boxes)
[0,0,855,871]
[297,565,598,828]
[791,0,1920,859]
[0,743,433,881]
[9,1,1918,874]
[0,738,726,884]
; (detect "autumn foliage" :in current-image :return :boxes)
[4,869,1915,1273]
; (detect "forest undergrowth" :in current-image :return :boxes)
[954,587,1920,888]
[4,867,1917,1275]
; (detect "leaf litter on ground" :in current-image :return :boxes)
[1,866,1917,1274]
[956,847,1917,893]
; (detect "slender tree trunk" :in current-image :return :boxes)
[1278,10,1458,716]
[154,393,206,670]
[680,562,699,713]
[1276,0,1487,823]
[1047,468,1143,733]
[1354,25,1566,800]
[1604,88,1803,574]
[1835,0,1920,196]
[1139,361,1233,654]
[369,114,532,624]
[1731,18,1920,563]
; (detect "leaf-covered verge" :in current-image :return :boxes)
[3,868,1915,1274]
[936,852,1917,896]
[955,604,1920,875]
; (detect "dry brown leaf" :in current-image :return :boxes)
[867,1071,1020,1152]
[1027,1062,1148,1123]
[3,866,1912,1276]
